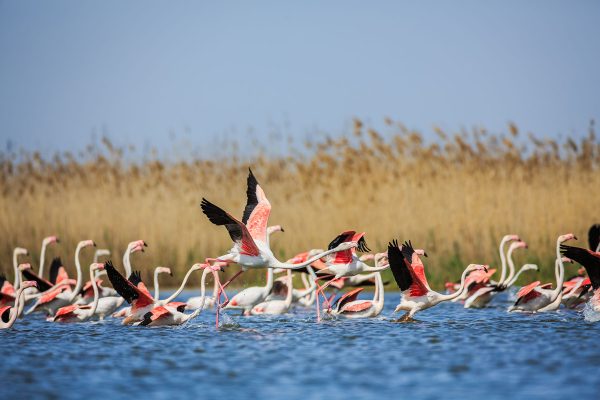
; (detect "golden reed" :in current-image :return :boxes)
[1,119,598,288]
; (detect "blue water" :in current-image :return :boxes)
[2,291,599,400]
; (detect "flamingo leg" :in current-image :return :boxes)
[315,278,335,322]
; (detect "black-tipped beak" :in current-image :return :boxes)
[144,242,148,247]
[280,227,285,233]
[423,252,428,257]
[56,238,60,243]
[573,236,578,240]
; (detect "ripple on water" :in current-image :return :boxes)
[1,291,599,400]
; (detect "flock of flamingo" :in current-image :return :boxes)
[1,169,599,329]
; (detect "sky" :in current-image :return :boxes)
[0,1,599,158]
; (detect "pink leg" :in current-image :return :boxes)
[315,278,334,322]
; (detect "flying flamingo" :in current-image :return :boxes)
[25,240,96,316]
[0,281,37,329]
[200,169,358,280]
[464,241,529,308]
[250,269,294,315]
[51,263,105,323]
[560,239,600,313]
[191,225,283,313]
[388,240,487,321]
[110,240,149,318]
[508,233,576,312]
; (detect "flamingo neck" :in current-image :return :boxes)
[163,266,196,304]
[264,267,274,295]
[4,287,27,327]
[506,266,530,288]
[504,247,517,286]
[12,251,20,289]
[551,240,566,301]
[436,267,473,303]
[122,247,133,277]
[270,247,346,270]
[89,267,100,317]
[39,241,49,278]
[69,244,84,302]
[497,237,510,286]
[153,268,161,300]
[374,272,385,311]
[284,269,293,307]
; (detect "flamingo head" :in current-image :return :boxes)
[509,241,528,251]
[335,241,358,251]
[14,247,29,256]
[18,263,32,271]
[561,256,573,264]
[415,249,428,257]
[374,252,389,267]
[43,236,60,245]
[521,264,539,272]
[267,225,285,235]
[558,233,577,243]
[189,263,205,272]
[80,240,96,248]
[466,264,488,274]
[20,280,38,290]
[503,234,521,243]
[95,249,111,258]
[91,262,105,271]
[156,266,172,276]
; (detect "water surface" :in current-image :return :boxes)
[2,291,599,400]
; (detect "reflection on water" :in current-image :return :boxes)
[2,291,600,399]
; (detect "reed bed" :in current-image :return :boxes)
[1,119,598,289]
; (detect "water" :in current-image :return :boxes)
[2,291,600,400]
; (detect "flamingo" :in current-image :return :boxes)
[152,266,173,301]
[560,240,600,313]
[250,269,294,315]
[0,281,38,329]
[508,233,576,312]
[25,240,96,316]
[110,240,149,318]
[327,268,386,318]
[312,231,389,320]
[185,262,228,311]
[37,236,59,278]
[448,234,520,296]
[388,239,487,321]
[200,169,358,274]
[93,248,111,264]
[12,247,28,290]
[464,241,529,308]
[51,263,105,323]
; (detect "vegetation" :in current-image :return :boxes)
[1,119,598,289]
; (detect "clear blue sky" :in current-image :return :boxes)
[1,1,599,157]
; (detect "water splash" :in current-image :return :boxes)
[583,302,600,322]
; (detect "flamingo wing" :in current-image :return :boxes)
[49,257,63,284]
[105,261,154,307]
[0,305,11,323]
[0,274,15,296]
[515,281,541,305]
[561,244,600,289]
[54,304,79,318]
[139,306,171,326]
[21,269,53,292]
[401,241,431,289]
[341,300,373,313]
[166,302,187,312]
[201,198,260,256]
[589,224,600,252]
[241,169,271,243]
[38,286,68,305]
[333,287,363,310]
[351,232,371,253]
[388,240,428,297]
[327,231,356,264]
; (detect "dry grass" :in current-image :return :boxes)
[1,119,598,289]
